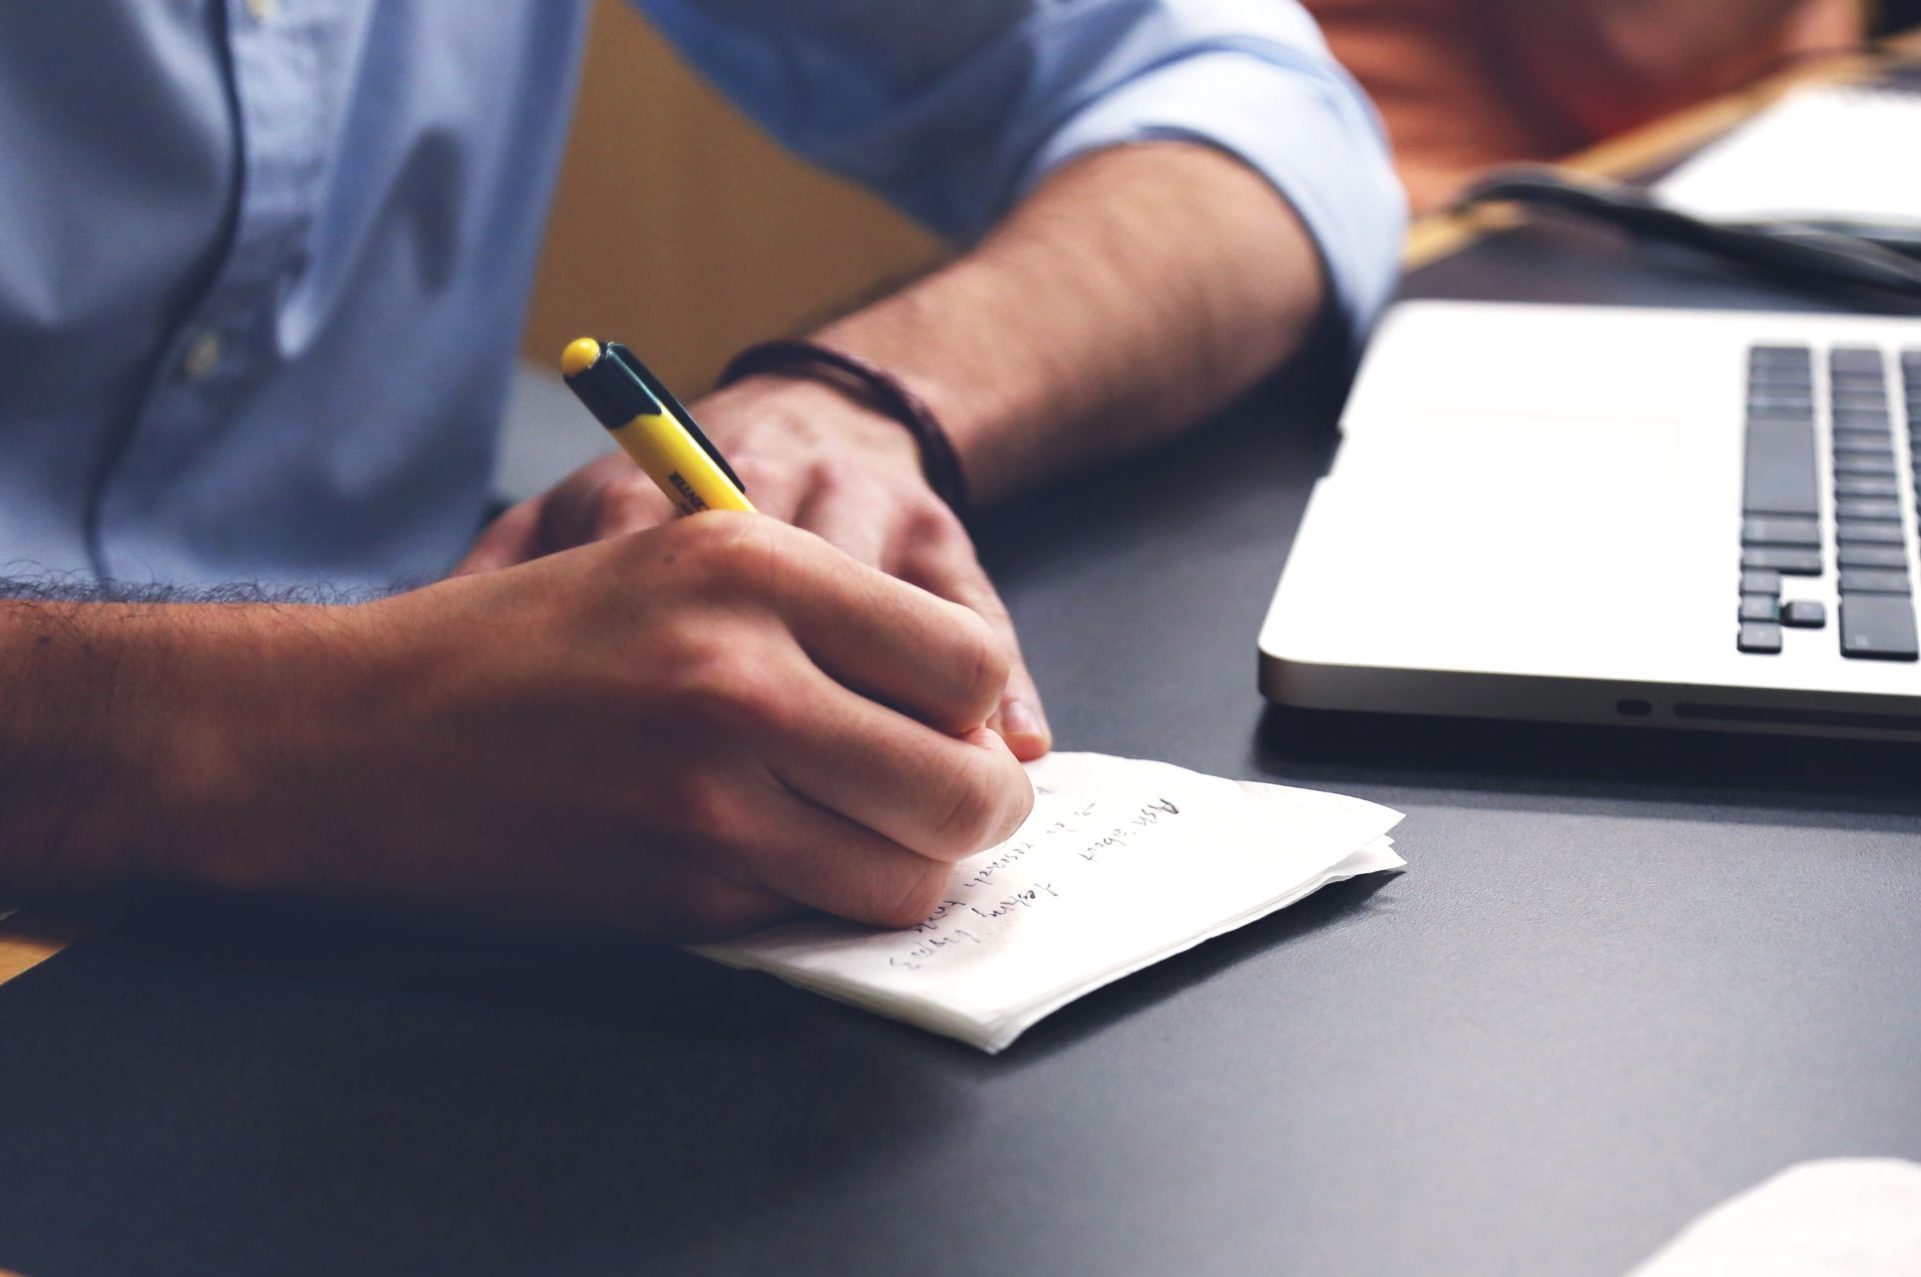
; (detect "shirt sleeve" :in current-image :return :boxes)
[635,0,1407,346]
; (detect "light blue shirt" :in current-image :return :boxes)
[0,1,1402,593]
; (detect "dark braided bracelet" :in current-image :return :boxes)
[717,340,971,519]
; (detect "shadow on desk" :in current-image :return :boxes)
[22,896,976,1260]
[79,861,1391,1066]
[0,867,1400,1272]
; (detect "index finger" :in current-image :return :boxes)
[714,519,1010,735]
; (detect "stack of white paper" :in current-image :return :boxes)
[696,752,1404,1053]
[1627,1159,1921,1277]
[1655,85,1921,234]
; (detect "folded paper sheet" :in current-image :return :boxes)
[1627,1159,1921,1277]
[697,752,1404,1052]
[1656,86,1921,233]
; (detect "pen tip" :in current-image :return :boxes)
[561,338,602,378]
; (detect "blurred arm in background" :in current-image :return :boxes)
[1304,0,1864,213]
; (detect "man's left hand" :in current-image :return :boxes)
[459,375,1052,760]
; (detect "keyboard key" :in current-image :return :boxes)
[1737,622,1784,654]
[1741,569,1783,595]
[1837,474,1900,498]
[1782,599,1827,628]
[1838,520,1906,546]
[1840,569,1913,595]
[1841,595,1920,660]
[1830,436,1894,459]
[1752,344,1813,363]
[1743,547,1823,574]
[1833,412,1892,433]
[1740,594,1779,622]
[1835,454,1897,478]
[1742,515,1821,547]
[1840,544,1909,570]
[1837,498,1903,521]
[1831,347,1887,375]
[1744,418,1821,515]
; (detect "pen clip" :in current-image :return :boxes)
[604,344,749,495]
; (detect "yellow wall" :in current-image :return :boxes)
[522,1,946,393]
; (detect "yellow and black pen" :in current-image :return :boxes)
[560,337,756,516]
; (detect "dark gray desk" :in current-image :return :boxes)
[5,224,1921,1277]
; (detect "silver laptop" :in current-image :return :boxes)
[1259,301,1921,739]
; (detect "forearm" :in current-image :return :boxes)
[809,142,1327,502]
[0,597,346,896]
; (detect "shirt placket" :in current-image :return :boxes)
[93,0,332,582]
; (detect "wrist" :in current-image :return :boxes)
[152,604,373,894]
[0,601,370,897]
[716,340,971,516]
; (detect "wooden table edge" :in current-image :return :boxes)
[0,909,102,987]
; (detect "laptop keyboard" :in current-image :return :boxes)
[1739,343,1921,661]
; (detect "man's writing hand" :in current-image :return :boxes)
[460,377,1052,760]
[197,516,1033,938]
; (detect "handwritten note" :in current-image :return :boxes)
[696,752,1404,1052]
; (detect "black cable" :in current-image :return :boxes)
[1453,167,1921,301]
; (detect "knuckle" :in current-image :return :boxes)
[930,771,1007,859]
[670,648,797,739]
[730,452,786,495]
[905,498,966,547]
[674,512,793,588]
[993,766,1036,842]
[889,501,966,571]
[867,861,951,930]
[953,611,1010,716]
[667,770,749,849]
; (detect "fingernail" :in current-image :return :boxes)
[1001,699,1050,748]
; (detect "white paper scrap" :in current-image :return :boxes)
[696,752,1404,1052]
[1656,86,1921,233]
[1627,1159,1921,1277]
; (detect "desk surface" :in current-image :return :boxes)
[8,195,1921,1277]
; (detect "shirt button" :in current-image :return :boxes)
[244,0,276,20]
[179,329,224,381]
